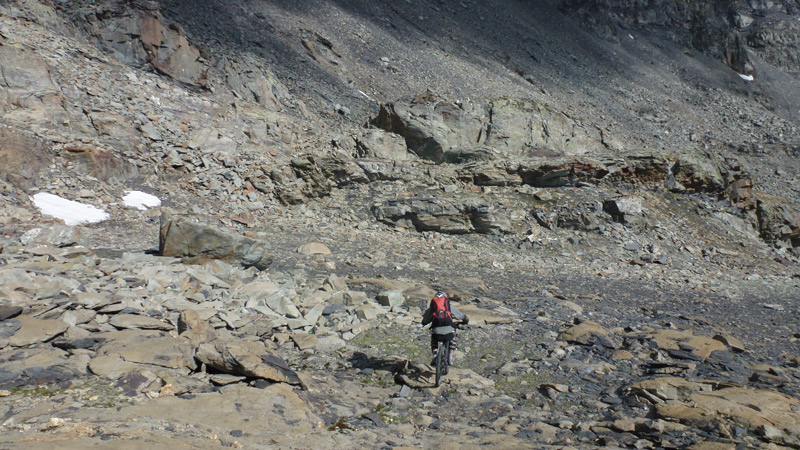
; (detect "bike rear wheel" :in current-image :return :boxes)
[434,340,449,387]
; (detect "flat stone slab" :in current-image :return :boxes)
[290,333,318,351]
[628,328,729,359]
[0,346,87,389]
[458,304,516,325]
[0,306,23,321]
[8,315,69,347]
[109,314,173,331]
[96,332,196,371]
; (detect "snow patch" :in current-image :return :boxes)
[738,73,754,81]
[123,191,161,210]
[32,193,109,226]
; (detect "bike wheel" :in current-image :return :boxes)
[442,340,450,375]
[434,342,445,387]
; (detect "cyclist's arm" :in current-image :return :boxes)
[421,305,432,325]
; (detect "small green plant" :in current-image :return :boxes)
[328,417,356,432]
[375,403,403,425]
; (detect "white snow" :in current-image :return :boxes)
[123,190,161,210]
[738,73,754,81]
[31,193,109,226]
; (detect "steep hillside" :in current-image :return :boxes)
[1,0,800,448]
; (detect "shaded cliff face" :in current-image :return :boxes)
[561,0,800,76]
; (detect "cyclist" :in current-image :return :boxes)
[422,291,469,366]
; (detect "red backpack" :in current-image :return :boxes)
[431,294,454,327]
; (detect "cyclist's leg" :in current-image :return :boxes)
[430,333,438,365]
[448,330,458,364]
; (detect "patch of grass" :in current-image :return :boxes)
[360,375,392,387]
[495,370,556,398]
[78,381,126,408]
[351,326,428,363]
[9,385,61,398]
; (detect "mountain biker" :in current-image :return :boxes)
[422,291,469,366]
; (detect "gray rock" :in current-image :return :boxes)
[0,319,22,338]
[159,213,272,270]
[0,306,22,321]
[0,346,87,389]
[397,384,412,398]
[354,129,412,161]
[8,316,69,347]
[109,314,173,331]
[604,196,644,224]
[195,339,301,385]
[377,290,405,308]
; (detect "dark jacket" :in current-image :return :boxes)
[422,301,467,335]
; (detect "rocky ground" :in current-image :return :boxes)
[1,0,800,448]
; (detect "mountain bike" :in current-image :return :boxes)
[433,323,464,387]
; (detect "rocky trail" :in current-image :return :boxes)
[1,0,800,449]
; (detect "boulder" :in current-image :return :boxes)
[376,290,405,308]
[195,339,301,385]
[603,196,644,224]
[755,192,800,248]
[159,213,272,270]
[373,96,485,163]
